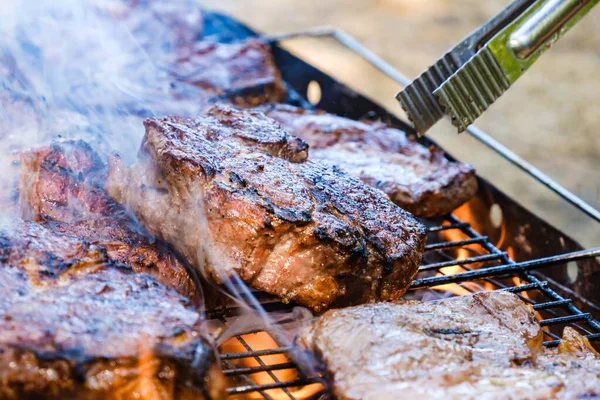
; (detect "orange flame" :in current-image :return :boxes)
[221,332,323,400]
[113,337,173,400]
[433,203,498,296]
[134,339,171,400]
[506,246,544,321]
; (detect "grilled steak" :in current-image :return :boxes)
[107,0,204,67]
[537,326,600,397]
[174,39,287,107]
[0,220,226,400]
[18,140,199,302]
[260,104,477,217]
[107,104,426,313]
[299,291,600,400]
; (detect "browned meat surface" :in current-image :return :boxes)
[0,220,226,400]
[173,39,287,107]
[108,2,285,109]
[299,291,600,400]
[260,104,477,217]
[18,140,199,302]
[107,104,426,313]
[535,326,600,398]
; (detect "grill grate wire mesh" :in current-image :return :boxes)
[214,212,600,399]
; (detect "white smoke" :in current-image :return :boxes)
[0,0,322,381]
[0,0,207,167]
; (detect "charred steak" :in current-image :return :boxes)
[260,104,477,217]
[299,291,600,400]
[0,220,226,400]
[18,140,199,302]
[173,39,287,107]
[107,104,426,312]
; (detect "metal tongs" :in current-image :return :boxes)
[397,0,599,135]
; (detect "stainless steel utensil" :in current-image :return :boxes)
[397,0,599,134]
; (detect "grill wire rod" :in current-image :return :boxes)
[411,247,600,288]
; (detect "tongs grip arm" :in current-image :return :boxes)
[510,0,598,59]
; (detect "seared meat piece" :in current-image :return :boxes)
[260,104,477,217]
[528,326,600,399]
[536,327,600,397]
[18,140,199,302]
[106,0,204,66]
[107,104,426,313]
[173,39,287,107]
[299,291,600,400]
[0,220,226,400]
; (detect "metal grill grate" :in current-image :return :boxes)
[214,212,600,399]
[197,14,600,399]
[212,307,329,399]
[414,214,600,347]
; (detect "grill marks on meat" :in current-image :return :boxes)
[174,39,287,107]
[260,104,478,217]
[107,104,426,313]
[299,291,600,400]
[18,140,199,301]
[0,220,226,400]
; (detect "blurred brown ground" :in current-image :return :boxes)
[200,0,600,248]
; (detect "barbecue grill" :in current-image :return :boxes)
[202,11,600,399]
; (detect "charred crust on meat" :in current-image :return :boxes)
[173,39,287,107]
[0,219,225,398]
[313,226,328,241]
[175,38,289,107]
[298,292,600,399]
[260,104,478,217]
[264,217,273,228]
[110,105,426,312]
[18,140,200,302]
[228,171,247,186]
[382,257,394,276]
[242,186,312,224]
[425,327,474,336]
